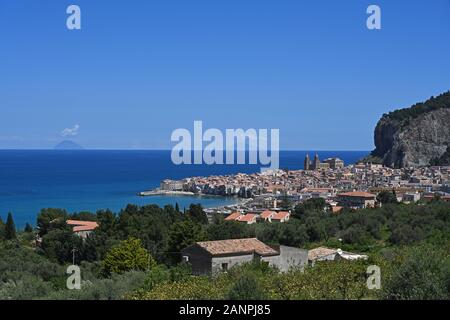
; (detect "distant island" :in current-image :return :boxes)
[54,140,84,150]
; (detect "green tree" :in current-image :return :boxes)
[101,237,154,276]
[279,192,293,211]
[5,213,16,240]
[24,223,33,233]
[227,274,266,300]
[168,219,205,261]
[37,208,68,236]
[39,229,83,264]
[294,198,326,218]
[382,245,450,300]
[377,190,398,205]
[186,204,208,224]
[0,217,5,240]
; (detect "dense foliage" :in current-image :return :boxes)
[384,91,450,123]
[0,198,449,300]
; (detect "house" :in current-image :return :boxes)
[66,220,99,239]
[337,191,376,209]
[330,205,343,215]
[237,213,258,225]
[271,211,290,223]
[308,247,368,266]
[260,210,276,222]
[224,212,241,221]
[181,238,308,275]
[401,192,421,203]
[423,194,450,202]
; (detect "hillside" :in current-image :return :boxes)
[367,91,450,168]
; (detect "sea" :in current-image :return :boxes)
[0,150,369,228]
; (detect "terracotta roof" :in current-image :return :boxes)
[308,247,337,261]
[331,206,343,214]
[337,191,376,198]
[224,212,241,221]
[73,225,97,232]
[195,238,278,256]
[66,220,99,232]
[272,211,289,220]
[260,210,275,219]
[237,213,257,222]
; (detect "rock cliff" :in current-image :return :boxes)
[368,91,450,168]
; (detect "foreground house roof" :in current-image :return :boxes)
[193,238,279,257]
[308,247,338,261]
[308,247,368,261]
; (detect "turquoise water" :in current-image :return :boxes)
[0,150,368,227]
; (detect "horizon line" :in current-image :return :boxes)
[0,148,372,152]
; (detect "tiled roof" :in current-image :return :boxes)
[224,212,241,221]
[73,225,97,232]
[337,191,376,198]
[66,220,99,232]
[308,247,337,261]
[237,213,257,222]
[260,211,275,219]
[272,211,289,220]
[331,206,344,214]
[195,238,278,256]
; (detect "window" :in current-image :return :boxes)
[221,263,228,271]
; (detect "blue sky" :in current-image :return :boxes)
[0,0,449,150]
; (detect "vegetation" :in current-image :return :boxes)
[101,238,155,276]
[431,146,450,166]
[384,91,450,123]
[376,190,398,205]
[0,198,449,300]
[5,213,16,240]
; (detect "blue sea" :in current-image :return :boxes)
[0,150,368,228]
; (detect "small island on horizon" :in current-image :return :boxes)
[54,140,84,150]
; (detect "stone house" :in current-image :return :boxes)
[181,238,308,275]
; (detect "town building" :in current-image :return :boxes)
[181,238,308,275]
[323,157,345,169]
[271,211,290,223]
[337,191,376,209]
[260,210,276,222]
[160,179,184,191]
[236,213,258,225]
[304,153,310,170]
[66,220,99,239]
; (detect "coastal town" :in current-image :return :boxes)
[141,154,450,220]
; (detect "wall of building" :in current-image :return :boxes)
[262,246,308,272]
[211,254,255,275]
[181,245,212,275]
[183,245,309,275]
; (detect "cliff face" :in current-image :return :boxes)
[371,92,450,168]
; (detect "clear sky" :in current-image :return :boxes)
[0,0,449,150]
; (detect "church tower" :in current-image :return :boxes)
[304,154,310,170]
[312,153,320,170]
